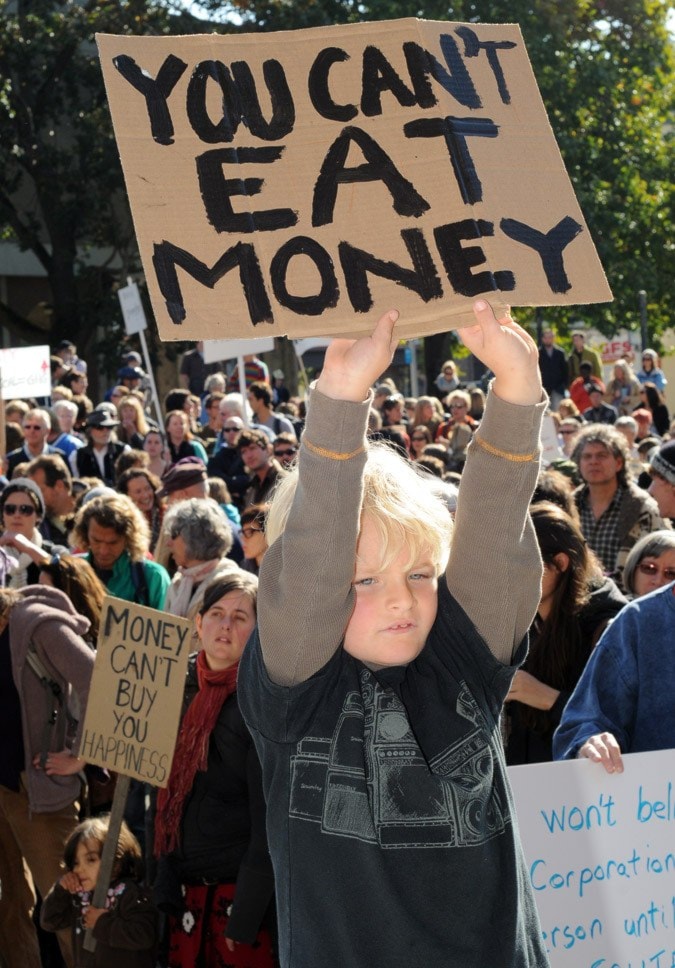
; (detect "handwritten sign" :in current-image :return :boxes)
[509,751,675,968]
[0,344,51,400]
[78,597,191,787]
[96,20,611,343]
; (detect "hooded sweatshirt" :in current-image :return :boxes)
[7,584,94,813]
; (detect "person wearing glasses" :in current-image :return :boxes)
[5,409,65,479]
[207,416,249,510]
[435,390,479,443]
[622,531,675,600]
[636,348,667,393]
[272,434,299,470]
[239,505,269,576]
[0,480,67,588]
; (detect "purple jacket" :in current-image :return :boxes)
[9,585,94,812]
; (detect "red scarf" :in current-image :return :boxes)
[154,650,238,856]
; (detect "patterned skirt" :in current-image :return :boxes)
[168,882,276,968]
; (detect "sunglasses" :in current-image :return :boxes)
[450,403,466,410]
[3,503,36,516]
[223,426,240,433]
[241,527,264,539]
[274,448,296,458]
[637,561,675,581]
[23,424,44,431]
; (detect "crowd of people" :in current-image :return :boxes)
[0,320,673,968]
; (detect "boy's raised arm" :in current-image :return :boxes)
[257,311,399,686]
[447,301,546,665]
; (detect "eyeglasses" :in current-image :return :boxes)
[274,448,296,458]
[223,426,240,433]
[450,403,466,410]
[241,527,264,539]
[23,424,44,431]
[3,503,36,516]
[637,561,675,581]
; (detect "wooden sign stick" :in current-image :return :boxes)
[82,773,131,953]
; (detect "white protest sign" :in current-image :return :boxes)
[202,336,276,364]
[541,414,564,464]
[79,597,192,788]
[118,280,148,334]
[509,751,675,968]
[0,345,51,400]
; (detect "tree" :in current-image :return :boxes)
[0,0,201,378]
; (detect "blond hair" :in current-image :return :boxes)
[267,442,452,575]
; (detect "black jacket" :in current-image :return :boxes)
[73,442,127,486]
[154,655,275,945]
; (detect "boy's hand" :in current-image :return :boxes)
[59,872,81,893]
[317,310,399,402]
[460,300,542,406]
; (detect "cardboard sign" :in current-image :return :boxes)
[202,336,275,364]
[0,345,51,400]
[78,597,191,787]
[97,20,612,342]
[509,751,675,968]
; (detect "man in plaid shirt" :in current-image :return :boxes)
[572,424,667,590]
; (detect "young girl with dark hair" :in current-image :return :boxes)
[41,816,157,968]
[505,501,627,764]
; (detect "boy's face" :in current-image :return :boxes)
[344,517,438,666]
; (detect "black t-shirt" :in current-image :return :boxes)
[239,579,549,968]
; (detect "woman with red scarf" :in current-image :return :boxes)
[153,573,276,967]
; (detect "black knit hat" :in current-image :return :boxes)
[651,439,675,487]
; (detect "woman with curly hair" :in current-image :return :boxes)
[504,501,627,765]
[117,468,165,553]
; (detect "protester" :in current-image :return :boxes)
[163,498,238,621]
[6,408,64,478]
[569,362,604,413]
[117,395,150,448]
[142,428,170,480]
[240,504,269,576]
[207,416,249,508]
[0,479,64,587]
[622,531,675,599]
[505,502,626,765]
[238,430,286,508]
[165,410,208,465]
[409,425,432,459]
[39,553,107,645]
[71,407,128,486]
[27,454,77,544]
[238,302,550,967]
[72,494,169,609]
[567,330,602,383]
[41,817,157,967]
[432,359,459,399]
[636,381,670,437]
[117,467,165,553]
[537,327,568,410]
[553,581,675,771]
[647,439,675,522]
[154,572,276,968]
[0,585,95,968]
[636,348,667,392]
[272,433,298,469]
[582,384,617,424]
[604,359,641,416]
[571,424,665,587]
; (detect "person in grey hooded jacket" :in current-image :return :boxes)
[0,584,94,968]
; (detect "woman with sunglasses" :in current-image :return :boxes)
[409,425,432,460]
[636,349,667,393]
[240,504,269,576]
[0,480,66,588]
[622,531,675,599]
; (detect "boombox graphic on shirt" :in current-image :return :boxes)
[288,668,509,849]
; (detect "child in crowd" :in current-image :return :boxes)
[41,816,157,968]
[238,301,550,967]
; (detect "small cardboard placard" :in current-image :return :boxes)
[78,597,191,787]
[509,751,675,967]
[97,20,611,342]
